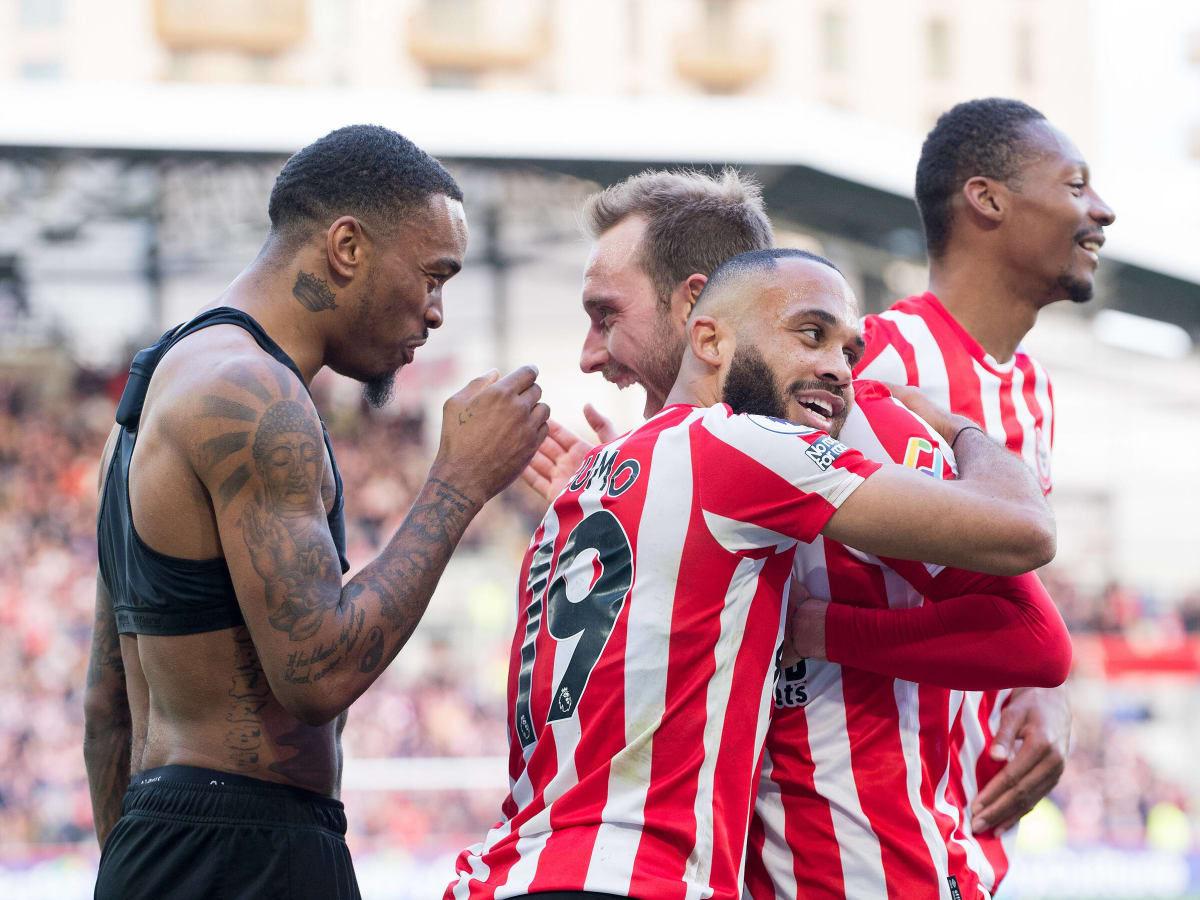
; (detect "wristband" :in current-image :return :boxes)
[950,424,985,450]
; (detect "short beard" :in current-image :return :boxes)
[722,345,788,420]
[362,373,395,409]
[1057,271,1094,304]
[722,345,850,436]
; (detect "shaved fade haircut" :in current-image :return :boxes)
[268,124,463,246]
[916,98,1047,259]
[583,167,774,306]
[693,248,843,318]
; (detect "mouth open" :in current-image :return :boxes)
[1077,235,1104,265]
[792,391,846,432]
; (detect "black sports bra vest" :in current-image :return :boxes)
[97,308,349,636]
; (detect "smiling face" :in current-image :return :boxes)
[329,193,468,405]
[718,258,863,437]
[580,215,688,417]
[1002,121,1115,305]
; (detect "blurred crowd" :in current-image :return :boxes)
[0,365,1197,859]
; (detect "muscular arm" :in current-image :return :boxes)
[822,420,1055,575]
[194,359,546,726]
[84,428,132,849]
[820,571,1072,689]
[83,574,131,849]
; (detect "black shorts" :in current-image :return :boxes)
[94,765,361,900]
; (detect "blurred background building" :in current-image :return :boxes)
[1,1,1199,897]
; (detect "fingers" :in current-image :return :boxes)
[972,740,1065,832]
[988,708,1023,763]
[459,368,501,398]
[583,403,617,442]
[546,418,586,453]
[496,363,540,395]
[972,755,1063,832]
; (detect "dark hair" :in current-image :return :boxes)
[915,98,1047,259]
[268,124,463,241]
[700,247,842,300]
[583,167,774,305]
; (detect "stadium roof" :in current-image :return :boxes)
[3,81,1199,290]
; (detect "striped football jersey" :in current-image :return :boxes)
[447,402,879,900]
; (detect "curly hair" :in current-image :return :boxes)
[582,168,774,305]
[268,124,462,242]
[915,98,1046,259]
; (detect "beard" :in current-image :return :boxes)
[1057,271,1094,304]
[722,345,789,420]
[362,373,396,408]
[722,345,849,436]
[605,306,687,417]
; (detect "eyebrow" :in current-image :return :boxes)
[785,307,866,350]
[433,257,462,275]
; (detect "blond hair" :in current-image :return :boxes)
[582,168,774,304]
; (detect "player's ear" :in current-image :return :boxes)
[325,215,365,281]
[962,176,1005,224]
[688,315,724,368]
[671,273,708,327]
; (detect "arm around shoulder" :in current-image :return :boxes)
[821,421,1055,575]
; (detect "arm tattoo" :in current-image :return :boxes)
[236,392,481,687]
[292,271,338,311]
[86,580,125,689]
[83,577,131,849]
[238,400,364,681]
[352,478,479,643]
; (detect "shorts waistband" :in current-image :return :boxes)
[125,765,346,833]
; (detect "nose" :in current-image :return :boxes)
[1089,188,1115,227]
[579,324,608,374]
[425,297,444,330]
[819,348,853,389]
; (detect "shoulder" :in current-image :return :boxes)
[155,342,317,473]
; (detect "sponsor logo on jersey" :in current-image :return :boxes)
[804,434,849,471]
[774,659,810,708]
[902,436,946,479]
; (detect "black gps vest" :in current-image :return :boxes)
[97,308,349,636]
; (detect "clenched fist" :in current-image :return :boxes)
[433,365,551,505]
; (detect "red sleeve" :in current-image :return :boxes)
[822,571,1072,689]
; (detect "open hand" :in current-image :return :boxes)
[520,403,616,501]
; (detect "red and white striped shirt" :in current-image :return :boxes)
[745,382,1001,900]
[446,403,879,900]
[854,292,1057,893]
